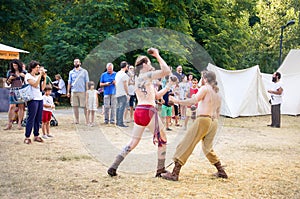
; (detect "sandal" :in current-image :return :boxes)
[4,124,12,130]
[24,138,31,144]
[34,136,44,142]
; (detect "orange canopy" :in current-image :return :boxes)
[0,43,29,60]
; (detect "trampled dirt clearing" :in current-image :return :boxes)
[0,109,299,198]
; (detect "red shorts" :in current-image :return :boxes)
[134,105,155,126]
[42,110,52,123]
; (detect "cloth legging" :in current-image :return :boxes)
[173,117,212,166]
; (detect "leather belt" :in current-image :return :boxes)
[197,114,212,119]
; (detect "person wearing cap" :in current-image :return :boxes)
[40,66,52,87]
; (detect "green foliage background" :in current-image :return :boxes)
[0,0,299,80]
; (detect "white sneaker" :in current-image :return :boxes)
[42,135,48,139]
[47,134,54,138]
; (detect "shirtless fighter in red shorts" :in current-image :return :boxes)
[107,48,175,177]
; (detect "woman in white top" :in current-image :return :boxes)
[52,74,66,104]
[24,60,47,144]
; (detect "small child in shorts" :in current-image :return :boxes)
[42,85,55,139]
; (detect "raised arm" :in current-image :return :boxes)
[148,48,171,80]
[27,75,43,88]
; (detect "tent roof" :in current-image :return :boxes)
[0,43,29,53]
[278,49,300,75]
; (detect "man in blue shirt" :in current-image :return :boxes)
[67,58,89,124]
[100,63,116,124]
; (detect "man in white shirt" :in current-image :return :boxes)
[115,61,129,127]
[268,72,283,128]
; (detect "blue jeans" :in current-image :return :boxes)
[116,95,127,126]
[25,100,43,138]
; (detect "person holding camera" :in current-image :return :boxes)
[99,63,117,124]
[24,61,47,144]
[4,59,26,130]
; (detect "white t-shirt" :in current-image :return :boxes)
[115,70,129,97]
[179,82,190,100]
[43,95,54,112]
[127,71,135,96]
[270,81,283,105]
[25,73,43,100]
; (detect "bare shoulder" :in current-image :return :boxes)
[198,85,209,93]
[136,73,152,85]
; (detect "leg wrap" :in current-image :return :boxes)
[110,155,124,170]
[120,145,131,157]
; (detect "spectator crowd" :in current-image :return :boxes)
[3,58,203,142]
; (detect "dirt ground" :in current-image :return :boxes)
[0,108,299,199]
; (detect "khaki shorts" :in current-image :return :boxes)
[186,108,195,117]
[71,92,86,107]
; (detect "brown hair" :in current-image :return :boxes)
[134,55,149,77]
[44,85,52,91]
[202,71,219,92]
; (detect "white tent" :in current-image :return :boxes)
[207,49,300,117]
[207,63,270,118]
[263,49,300,115]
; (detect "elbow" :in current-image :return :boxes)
[162,69,171,77]
[155,94,161,100]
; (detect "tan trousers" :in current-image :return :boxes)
[202,119,220,165]
[173,117,212,166]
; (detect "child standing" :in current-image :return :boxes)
[86,81,98,126]
[42,86,55,139]
[184,78,199,130]
[161,87,173,131]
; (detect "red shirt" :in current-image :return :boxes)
[188,87,198,108]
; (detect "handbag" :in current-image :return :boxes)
[11,84,34,103]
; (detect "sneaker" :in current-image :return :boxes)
[47,134,54,138]
[42,135,48,139]
[166,128,172,131]
[117,124,128,127]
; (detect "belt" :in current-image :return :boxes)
[197,114,212,119]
